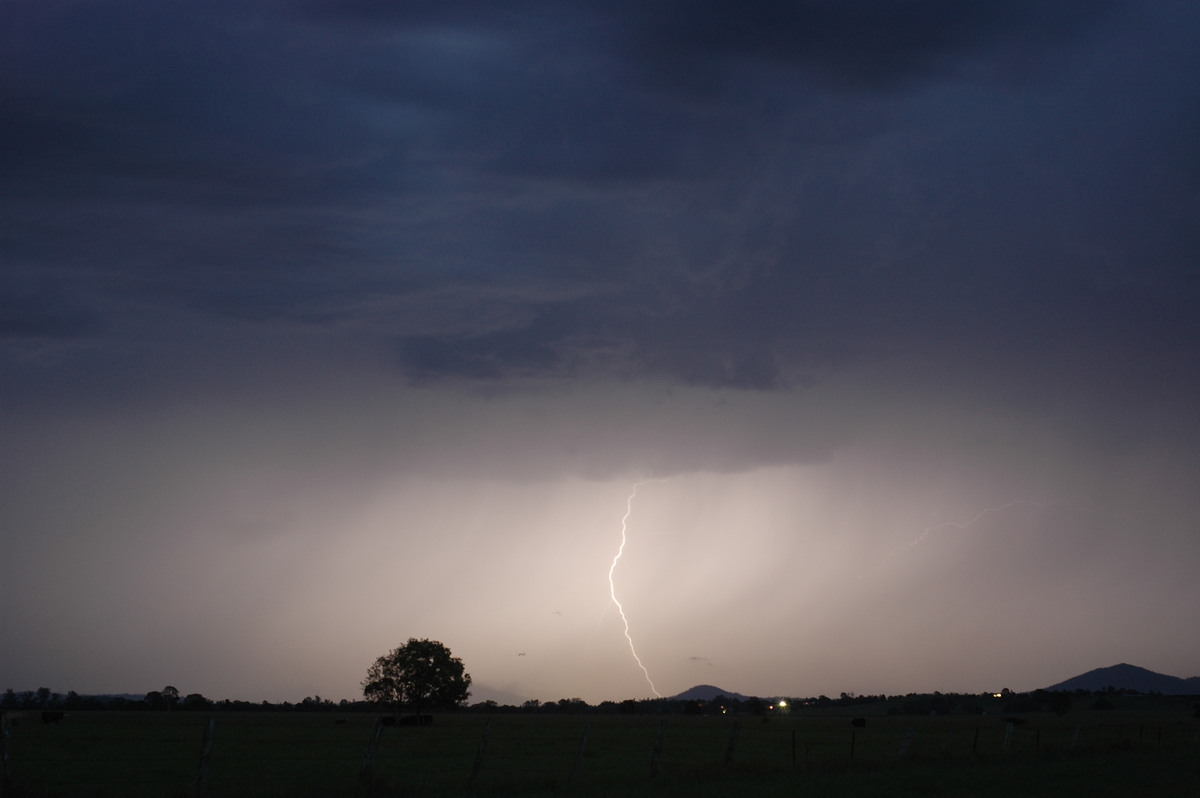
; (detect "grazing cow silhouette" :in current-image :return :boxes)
[398,714,433,727]
[42,711,66,724]
[850,717,866,728]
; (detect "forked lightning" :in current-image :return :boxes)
[608,481,663,698]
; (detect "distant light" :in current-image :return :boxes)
[992,693,1003,698]
[778,700,788,708]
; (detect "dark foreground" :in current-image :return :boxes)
[2,707,1197,797]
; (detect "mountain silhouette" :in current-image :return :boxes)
[671,684,750,701]
[1044,663,1200,695]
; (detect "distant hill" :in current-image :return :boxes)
[672,685,750,702]
[1044,663,1200,695]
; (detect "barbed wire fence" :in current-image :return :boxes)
[1,711,1197,797]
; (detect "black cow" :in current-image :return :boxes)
[42,711,66,724]
[850,717,866,728]
[398,714,433,727]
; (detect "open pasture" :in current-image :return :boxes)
[2,709,1197,797]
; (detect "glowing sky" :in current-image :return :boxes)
[3,1,1199,704]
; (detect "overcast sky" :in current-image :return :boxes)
[4,0,1199,705]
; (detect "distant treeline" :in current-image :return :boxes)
[473,687,1174,717]
[2,687,375,714]
[5,684,1184,716]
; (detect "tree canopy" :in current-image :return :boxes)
[362,638,471,714]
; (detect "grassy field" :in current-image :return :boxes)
[2,707,1197,797]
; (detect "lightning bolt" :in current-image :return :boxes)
[906,499,1048,548]
[863,499,1050,579]
[608,481,663,698]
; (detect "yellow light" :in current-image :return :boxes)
[778,700,788,708]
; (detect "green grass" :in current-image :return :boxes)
[3,710,1197,797]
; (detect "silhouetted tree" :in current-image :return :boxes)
[555,698,588,713]
[183,693,210,711]
[301,695,337,711]
[161,685,179,710]
[1049,691,1073,715]
[362,638,471,718]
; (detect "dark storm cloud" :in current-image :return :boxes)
[5,4,312,196]
[337,0,1192,396]
[626,0,1115,94]
[3,0,1198,403]
[302,0,1115,103]
[0,281,103,339]
[397,305,579,382]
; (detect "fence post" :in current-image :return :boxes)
[568,723,590,785]
[723,722,740,766]
[1,711,12,796]
[649,721,666,777]
[195,716,216,794]
[972,727,979,755]
[1003,722,1013,752]
[1069,725,1080,749]
[791,730,796,769]
[898,728,914,758]
[361,718,384,781]
[849,729,856,762]
[468,721,490,786]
